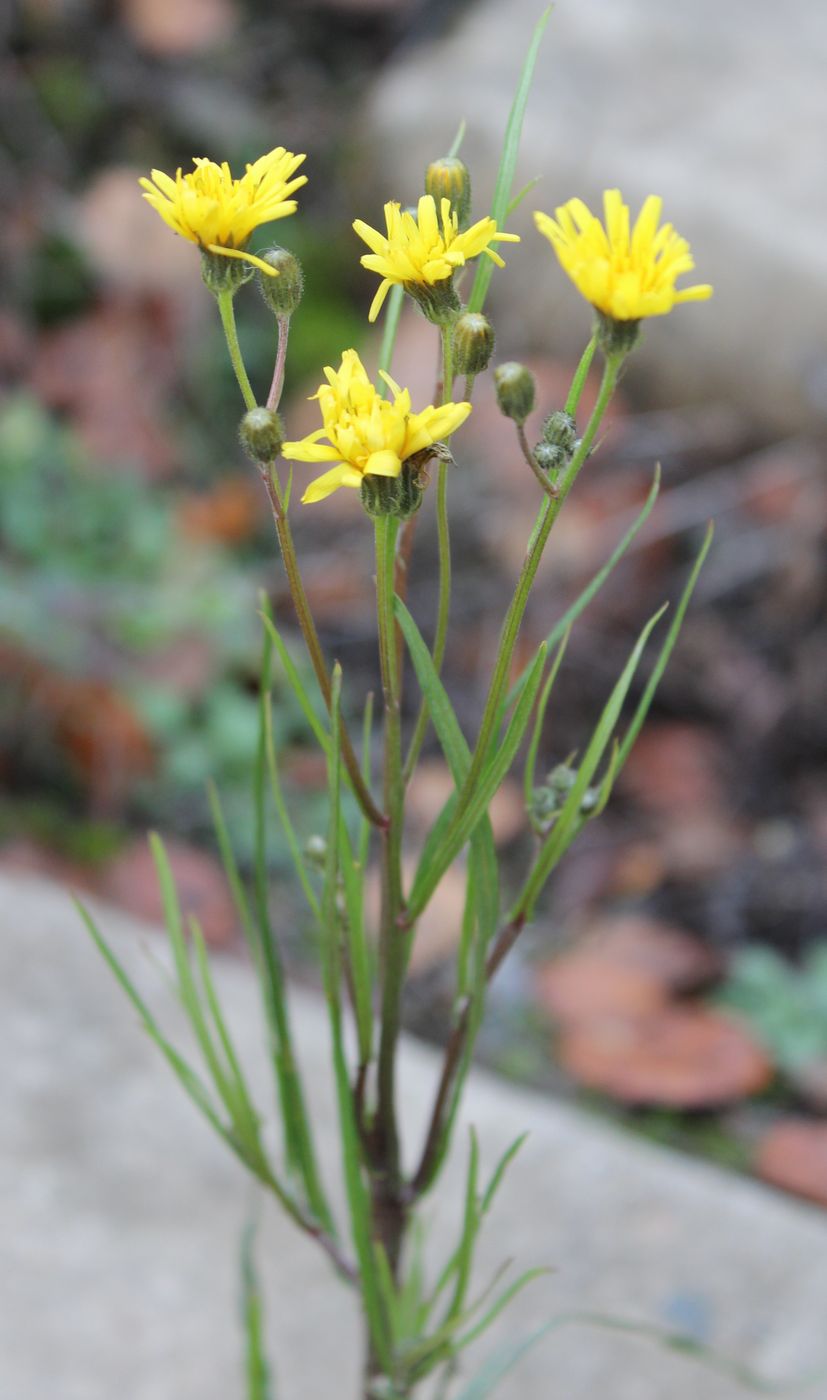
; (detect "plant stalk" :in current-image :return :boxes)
[216,290,385,828]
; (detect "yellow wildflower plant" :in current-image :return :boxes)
[282,348,471,504]
[139,147,307,278]
[534,189,712,322]
[353,195,519,322]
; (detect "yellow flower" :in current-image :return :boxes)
[139,147,307,278]
[534,190,712,321]
[282,349,471,504]
[353,195,519,322]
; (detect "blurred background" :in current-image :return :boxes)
[2,0,827,1208]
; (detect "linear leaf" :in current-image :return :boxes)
[322,664,392,1369]
[616,522,714,768]
[523,627,570,807]
[408,643,546,922]
[505,463,661,717]
[241,1222,274,1400]
[513,605,667,919]
[467,7,551,313]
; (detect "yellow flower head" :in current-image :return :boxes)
[139,147,307,278]
[282,349,471,504]
[534,190,712,322]
[353,195,519,322]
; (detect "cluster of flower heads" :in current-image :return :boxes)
[141,146,712,504]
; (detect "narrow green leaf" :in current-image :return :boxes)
[453,1268,550,1353]
[395,597,471,779]
[408,642,547,922]
[467,7,551,313]
[447,118,467,159]
[256,617,336,1232]
[457,1310,824,1399]
[523,627,570,808]
[513,605,667,920]
[443,1130,481,1326]
[480,1132,529,1216]
[260,612,330,754]
[77,899,236,1152]
[262,701,321,919]
[505,463,661,716]
[616,522,714,769]
[241,1222,274,1400]
[190,917,264,1160]
[506,176,541,217]
[149,833,247,1130]
[395,596,500,982]
[322,664,392,1369]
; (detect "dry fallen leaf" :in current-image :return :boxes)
[534,952,666,1026]
[756,1119,827,1207]
[577,914,723,995]
[558,1006,772,1108]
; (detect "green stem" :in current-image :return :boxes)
[565,332,598,417]
[217,290,257,410]
[374,514,406,1187]
[216,292,385,829]
[517,423,559,505]
[403,349,623,927]
[402,327,455,782]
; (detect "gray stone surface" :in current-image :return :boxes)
[364,0,827,431]
[4,870,827,1399]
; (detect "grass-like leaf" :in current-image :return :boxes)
[321,663,393,1370]
[394,596,500,986]
[467,6,551,313]
[523,627,571,808]
[455,1310,825,1399]
[512,605,667,920]
[505,463,661,717]
[408,642,546,923]
[241,1221,274,1400]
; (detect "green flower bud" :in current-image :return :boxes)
[528,763,598,835]
[595,310,641,357]
[239,407,284,462]
[304,834,327,872]
[200,249,255,296]
[533,441,565,476]
[452,312,495,376]
[360,460,424,520]
[542,409,577,454]
[494,362,536,425]
[257,246,304,316]
[404,276,461,327]
[425,156,472,227]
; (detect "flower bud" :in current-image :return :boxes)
[452,312,495,376]
[542,409,577,454]
[404,276,461,327]
[494,362,536,425]
[257,246,304,316]
[533,441,565,476]
[200,249,255,296]
[595,310,641,357]
[304,834,327,871]
[239,407,284,462]
[528,763,598,836]
[425,156,471,227]
[360,461,424,520]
